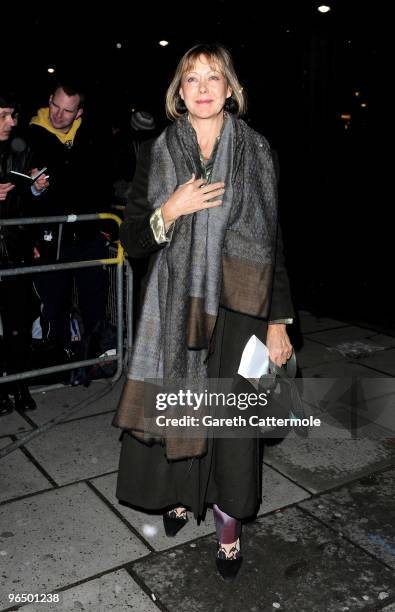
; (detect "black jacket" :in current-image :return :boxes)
[0,139,34,264]
[28,121,111,258]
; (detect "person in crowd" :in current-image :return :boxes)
[129,110,156,166]
[0,90,49,415]
[28,81,112,381]
[111,109,157,205]
[112,43,294,580]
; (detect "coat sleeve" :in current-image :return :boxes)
[119,140,167,258]
[268,223,295,321]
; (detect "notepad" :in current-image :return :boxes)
[8,167,47,184]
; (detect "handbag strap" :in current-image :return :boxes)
[268,352,308,435]
[257,351,297,392]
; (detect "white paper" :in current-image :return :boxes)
[238,335,269,379]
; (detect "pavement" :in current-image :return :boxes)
[0,310,395,612]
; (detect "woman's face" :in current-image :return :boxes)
[179,55,231,120]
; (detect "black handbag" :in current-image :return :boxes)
[257,352,308,438]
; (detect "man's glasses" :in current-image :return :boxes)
[0,111,19,121]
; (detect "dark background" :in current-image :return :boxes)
[1,1,389,330]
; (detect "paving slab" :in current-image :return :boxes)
[0,483,149,610]
[0,438,52,503]
[21,569,158,612]
[299,373,392,405]
[90,472,216,551]
[91,465,310,552]
[0,410,32,437]
[367,334,395,349]
[23,412,120,486]
[300,467,395,569]
[132,506,395,612]
[290,406,357,441]
[301,360,385,378]
[358,349,395,377]
[258,463,310,514]
[28,379,122,426]
[293,379,395,439]
[298,311,347,334]
[263,435,395,493]
[304,325,385,347]
[343,378,395,433]
[295,338,344,369]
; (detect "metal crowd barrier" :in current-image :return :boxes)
[0,213,133,386]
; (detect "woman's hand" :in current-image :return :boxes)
[266,323,293,368]
[0,182,15,201]
[161,174,225,230]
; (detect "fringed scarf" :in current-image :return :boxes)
[113,113,278,459]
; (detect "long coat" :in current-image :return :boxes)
[115,140,294,520]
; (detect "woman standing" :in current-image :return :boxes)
[113,43,294,580]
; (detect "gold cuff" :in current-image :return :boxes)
[150,207,170,244]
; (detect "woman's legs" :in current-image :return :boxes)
[213,504,242,579]
[213,504,241,553]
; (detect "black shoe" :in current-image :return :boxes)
[216,539,243,581]
[0,394,14,416]
[70,366,90,387]
[163,508,188,537]
[13,383,37,412]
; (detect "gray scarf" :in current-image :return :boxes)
[113,113,278,459]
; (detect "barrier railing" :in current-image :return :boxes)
[0,213,129,386]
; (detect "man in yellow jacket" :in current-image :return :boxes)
[28,81,112,384]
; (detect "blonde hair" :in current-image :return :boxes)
[165,43,246,120]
